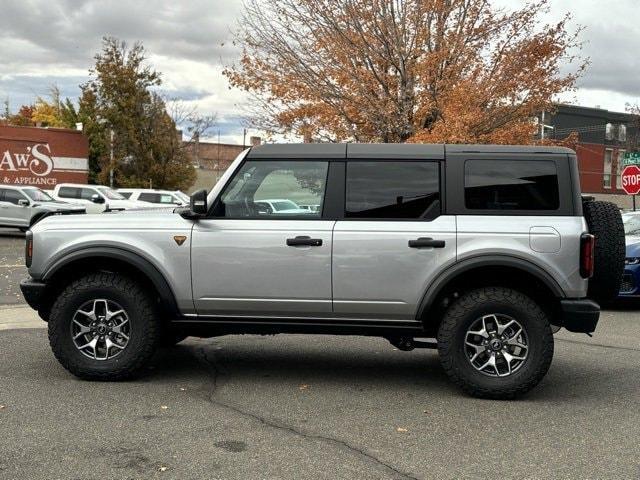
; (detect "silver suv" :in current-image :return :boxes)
[0,185,85,231]
[19,144,625,399]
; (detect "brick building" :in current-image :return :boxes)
[0,125,89,187]
[541,104,639,207]
[184,136,261,192]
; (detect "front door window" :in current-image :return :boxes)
[213,161,328,218]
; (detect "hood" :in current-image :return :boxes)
[34,201,85,212]
[106,199,152,210]
[117,205,178,214]
[625,236,640,257]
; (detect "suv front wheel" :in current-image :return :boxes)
[438,287,554,399]
[48,273,160,380]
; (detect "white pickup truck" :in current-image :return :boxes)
[48,184,149,213]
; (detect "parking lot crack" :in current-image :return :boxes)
[556,338,640,352]
[195,345,419,480]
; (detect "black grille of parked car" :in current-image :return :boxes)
[620,273,635,293]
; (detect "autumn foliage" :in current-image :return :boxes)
[225,0,585,144]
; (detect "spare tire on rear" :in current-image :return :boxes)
[582,200,625,304]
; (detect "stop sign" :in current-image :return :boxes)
[621,165,640,195]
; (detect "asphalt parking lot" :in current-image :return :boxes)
[1,231,639,479]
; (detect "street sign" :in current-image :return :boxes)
[621,165,640,195]
[622,151,640,166]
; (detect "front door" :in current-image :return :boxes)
[192,159,334,317]
[332,160,457,319]
[0,189,30,227]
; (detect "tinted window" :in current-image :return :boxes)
[119,192,132,199]
[58,187,80,199]
[345,161,440,219]
[464,160,559,210]
[3,189,27,205]
[138,193,160,203]
[138,192,176,204]
[215,160,328,218]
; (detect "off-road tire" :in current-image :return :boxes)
[583,200,625,304]
[438,287,554,399]
[48,272,160,380]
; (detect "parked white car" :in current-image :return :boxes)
[50,184,149,213]
[118,189,189,207]
[0,185,85,230]
[254,198,313,215]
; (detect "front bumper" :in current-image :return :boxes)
[558,299,600,333]
[20,277,48,312]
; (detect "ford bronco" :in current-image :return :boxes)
[20,144,625,398]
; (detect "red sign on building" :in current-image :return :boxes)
[621,165,640,195]
[0,125,89,187]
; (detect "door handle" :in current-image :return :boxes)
[286,236,323,247]
[408,237,445,249]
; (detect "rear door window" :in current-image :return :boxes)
[464,160,559,211]
[345,161,440,219]
[58,187,80,199]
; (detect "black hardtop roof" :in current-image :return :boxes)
[246,143,575,159]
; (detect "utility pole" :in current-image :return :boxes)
[243,128,247,148]
[109,129,114,188]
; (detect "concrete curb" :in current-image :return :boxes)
[0,305,44,330]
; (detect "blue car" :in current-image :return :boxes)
[619,213,640,297]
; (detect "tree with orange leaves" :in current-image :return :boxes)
[225,0,586,144]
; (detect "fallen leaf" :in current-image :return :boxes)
[179,388,186,391]
[299,384,309,391]
[158,466,168,472]
[396,427,408,432]
[160,405,168,410]
[0,405,5,410]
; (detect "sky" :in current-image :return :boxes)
[0,0,639,144]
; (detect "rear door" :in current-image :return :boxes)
[332,150,457,320]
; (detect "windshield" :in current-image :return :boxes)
[24,188,54,202]
[272,200,300,211]
[97,187,125,200]
[623,214,640,236]
[175,191,190,203]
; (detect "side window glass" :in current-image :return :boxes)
[119,192,132,199]
[138,193,159,203]
[464,160,559,210]
[0,189,5,202]
[58,187,79,199]
[3,190,26,205]
[345,161,440,219]
[214,160,328,218]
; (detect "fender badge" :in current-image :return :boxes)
[173,235,187,246]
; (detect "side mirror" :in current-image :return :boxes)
[18,199,29,207]
[190,189,208,215]
[91,194,106,204]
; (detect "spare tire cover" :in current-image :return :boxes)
[583,200,625,303]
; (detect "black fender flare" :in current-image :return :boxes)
[415,255,565,320]
[42,246,179,316]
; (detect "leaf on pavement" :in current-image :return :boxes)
[396,427,408,432]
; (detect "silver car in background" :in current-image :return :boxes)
[0,185,85,231]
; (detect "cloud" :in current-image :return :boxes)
[0,0,638,144]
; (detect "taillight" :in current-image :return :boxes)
[580,233,595,278]
[25,230,33,268]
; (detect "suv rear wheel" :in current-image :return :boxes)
[48,272,160,380]
[438,287,553,399]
